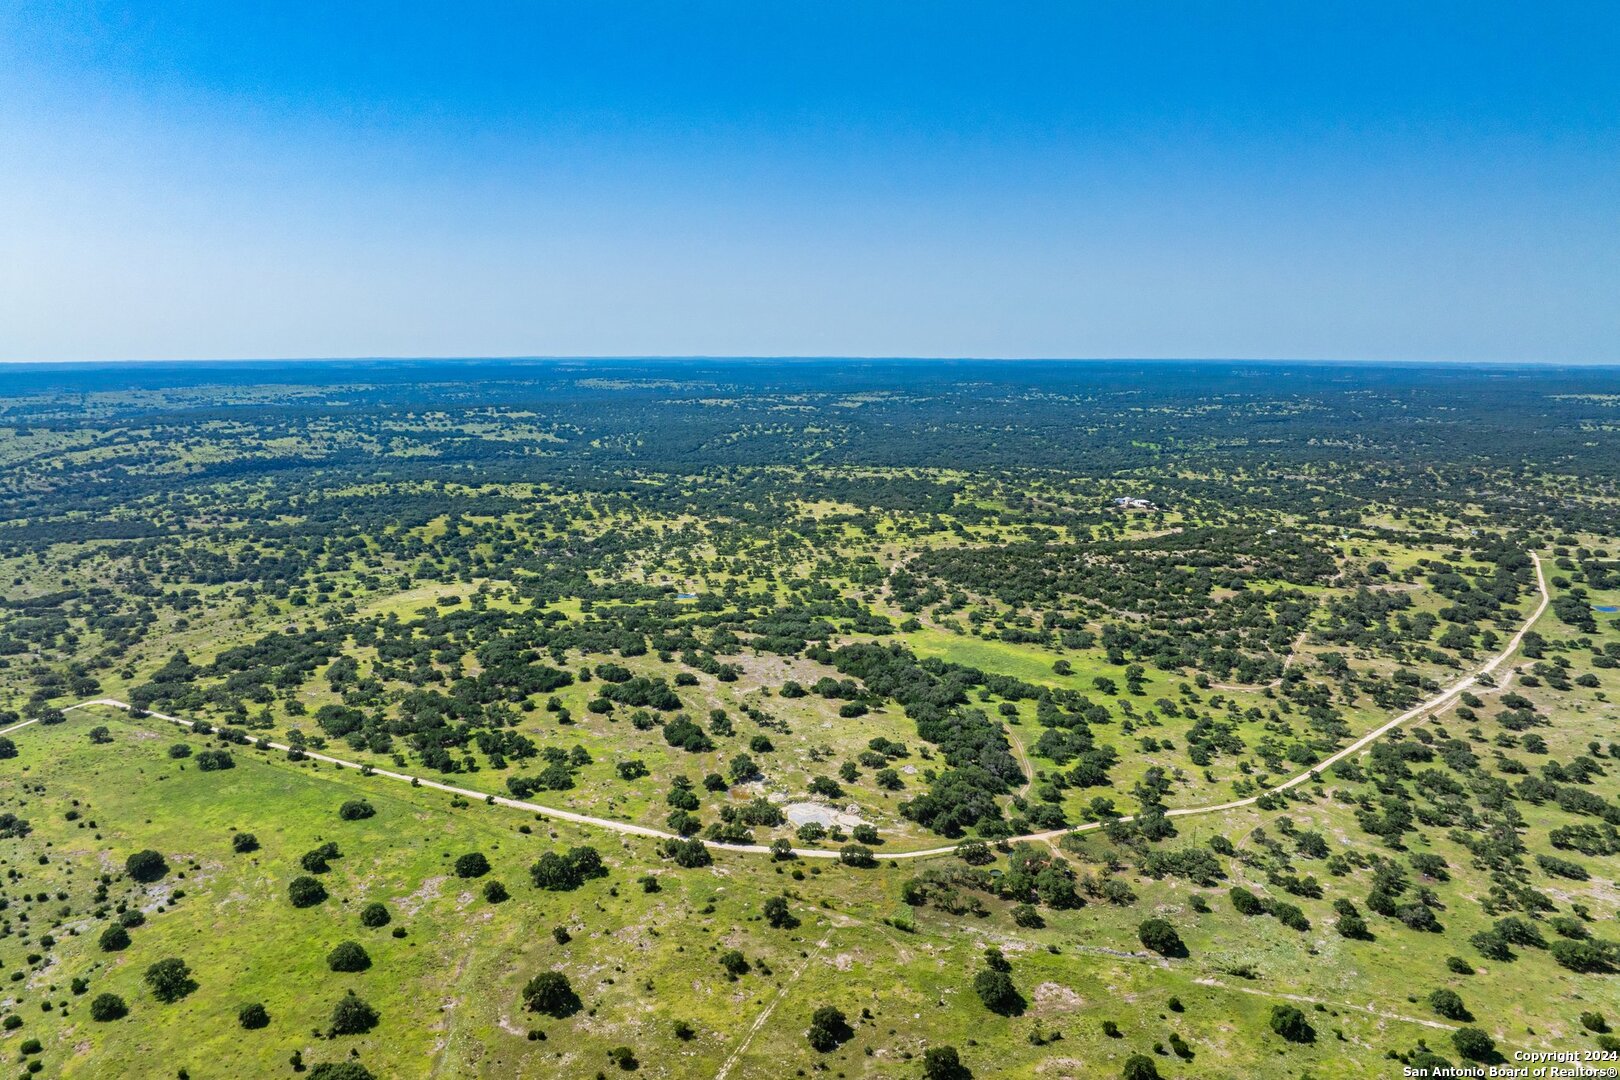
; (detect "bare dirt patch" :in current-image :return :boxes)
[782,802,867,828]
[1032,981,1086,1012]
[399,874,445,915]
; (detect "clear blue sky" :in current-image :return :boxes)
[2,2,1616,362]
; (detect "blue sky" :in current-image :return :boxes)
[1,2,1616,362]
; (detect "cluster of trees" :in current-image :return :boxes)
[820,642,1024,837]
[530,846,607,891]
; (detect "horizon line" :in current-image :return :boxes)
[4,354,1619,368]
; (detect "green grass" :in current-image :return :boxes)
[9,687,1617,1078]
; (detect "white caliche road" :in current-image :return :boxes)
[2,554,1549,863]
[1010,549,1552,847]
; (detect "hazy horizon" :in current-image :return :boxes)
[5,354,1620,368]
[6,355,1620,376]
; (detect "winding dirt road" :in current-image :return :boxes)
[2,555,1547,863]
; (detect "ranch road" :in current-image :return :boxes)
[2,554,1548,863]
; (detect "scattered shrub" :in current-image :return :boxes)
[144,957,196,1003]
[327,941,371,973]
[1012,903,1044,928]
[125,849,168,883]
[289,875,328,908]
[307,1064,376,1080]
[806,1005,851,1051]
[195,749,235,771]
[922,1045,971,1080]
[89,993,128,1022]
[1452,1027,1495,1061]
[1121,1054,1160,1080]
[1428,988,1471,1021]
[328,991,380,1035]
[454,852,491,878]
[1137,918,1186,957]
[763,895,797,929]
[1269,1004,1313,1043]
[522,971,581,1018]
[301,841,340,873]
[973,968,1022,1015]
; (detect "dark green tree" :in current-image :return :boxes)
[1269,1004,1313,1043]
[763,895,797,929]
[1452,1027,1495,1061]
[1428,988,1470,1021]
[972,968,1022,1015]
[530,852,581,891]
[125,849,168,883]
[1121,1055,1160,1080]
[1137,918,1186,957]
[307,1064,376,1080]
[327,941,371,973]
[328,991,380,1036]
[289,875,328,907]
[922,1045,972,1080]
[522,971,581,1017]
[454,852,491,878]
[89,993,128,1022]
[806,1005,851,1051]
[144,957,196,1003]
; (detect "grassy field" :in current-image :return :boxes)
[7,644,1618,1080]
